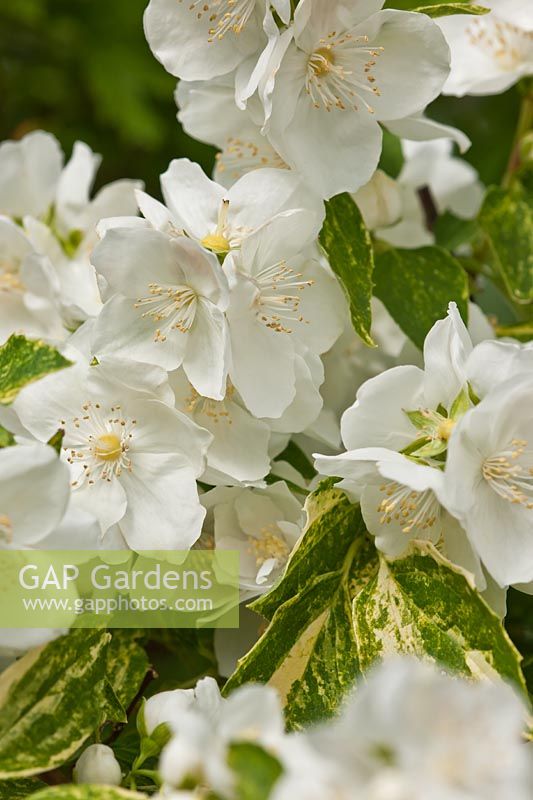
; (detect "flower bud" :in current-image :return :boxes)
[74,743,122,786]
[352,170,403,232]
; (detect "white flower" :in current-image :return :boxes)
[399,139,484,220]
[143,677,223,736]
[11,354,211,549]
[353,139,483,249]
[224,211,345,418]
[74,744,122,786]
[0,131,141,324]
[170,369,272,485]
[466,338,533,400]
[441,374,533,587]
[0,442,70,547]
[153,158,323,257]
[0,217,65,344]
[315,303,488,588]
[144,0,274,81]
[159,682,284,795]
[265,0,450,197]
[202,481,304,595]
[437,1,533,97]
[313,658,532,800]
[90,228,230,399]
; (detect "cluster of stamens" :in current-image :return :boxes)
[180,0,256,42]
[378,482,440,534]
[62,401,136,486]
[482,439,533,510]
[215,138,288,183]
[247,524,290,567]
[253,260,314,334]
[134,284,198,342]
[306,30,384,113]
[467,18,533,71]
[184,383,234,424]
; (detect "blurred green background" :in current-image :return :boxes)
[0,0,216,197]
[0,0,521,197]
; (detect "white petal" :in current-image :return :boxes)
[423,301,472,410]
[91,294,188,371]
[0,131,63,218]
[119,452,205,549]
[183,301,230,400]
[0,443,70,545]
[340,365,425,451]
[144,0,264,80]
[227,280,296,418]
[55,141,101,233]
[358,10,450,121]
[161,159,225,240]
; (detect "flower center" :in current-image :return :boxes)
[253,260,314,334]
[482,439,533,510]
[134,284,198,342]
[94,433,123,462]
[62,401,136,486]
[247,524,290,567]
[201,199,232,254]
[437,418,456,442]
[0,514,12,543]
[184,383,234,424]
[468,18,533,71]
[309,46,335,77]
[378,482,441,534]
[306,31,384,113]
[181,0,256,43]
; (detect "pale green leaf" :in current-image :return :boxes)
[353,544,526,691]
[319,193,375,346]
[414,3,488,16]
[0,335,71,405]
[373,246,469,349]
[31,786,145,800]
[479,186,533,304]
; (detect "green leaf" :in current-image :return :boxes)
[30,787,145,800]
[0,427,15,449]
[0,778,47,799]
[273,440,316,482]
[319,193,375,346]
[434,212,480,250]
[0,335,71,405]
[353,544,526,692]
[0,630,114,778]
[413,3,488,17]
[373,246,469,349]
[479,186,533,304]
[224,481,379,729]
[227,742,283,800]
[225,483,526,730]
